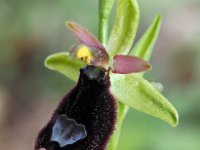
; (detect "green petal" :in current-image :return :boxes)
[44,52,85,81]
[110,73,179,127]
[99,0,115,46]
[129,15,162,60]
[107,0,140,57]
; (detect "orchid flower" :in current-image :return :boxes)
[37,0,179,150]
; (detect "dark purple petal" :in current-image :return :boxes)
[35,65,117,150]
[112,55,152,74]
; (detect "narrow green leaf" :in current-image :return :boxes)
[129,15,162,60]
[110,73,179,127]
[99,0,115,46]
[44,52,85,81]
[107,0,140,57]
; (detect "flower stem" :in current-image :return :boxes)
[108,102,129,150]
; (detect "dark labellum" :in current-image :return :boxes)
[35,65,117,150]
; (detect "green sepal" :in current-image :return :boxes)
[44,52,85,82]
[110,73,179,127]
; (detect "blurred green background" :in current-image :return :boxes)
[0,0,200,150]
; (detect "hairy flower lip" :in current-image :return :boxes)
[35,65,117,150]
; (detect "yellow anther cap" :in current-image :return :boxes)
[75,45,93,64]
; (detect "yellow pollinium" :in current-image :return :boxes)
[75,45,93,64]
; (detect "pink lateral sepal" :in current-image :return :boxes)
[112,55,152,74]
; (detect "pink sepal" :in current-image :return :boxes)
[112,55,151,74]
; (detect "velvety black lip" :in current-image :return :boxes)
[35,65,117,150]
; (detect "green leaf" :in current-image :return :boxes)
[107,0,140,57]
[110,73,179,127]
[99,0,115,46]
[129,15,162,60]
[44,52,85,81]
